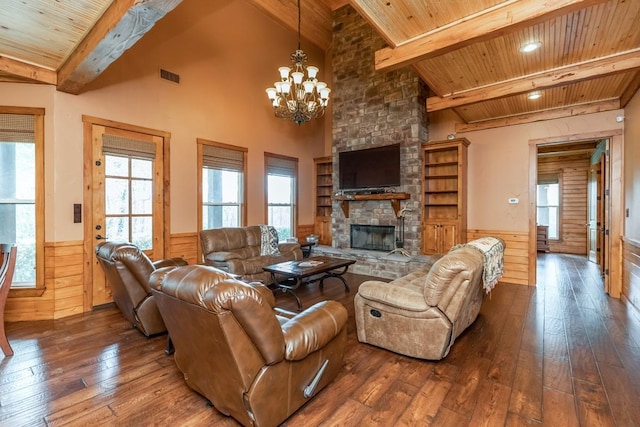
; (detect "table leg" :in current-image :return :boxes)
[271,272,303,309]
[318,265,351,292]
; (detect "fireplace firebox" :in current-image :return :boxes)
[350,225,395,252]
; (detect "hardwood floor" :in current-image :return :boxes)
[1,253,639,426]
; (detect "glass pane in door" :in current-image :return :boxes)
[104,155,154,249]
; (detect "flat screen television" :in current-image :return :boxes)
[338,144,401,190]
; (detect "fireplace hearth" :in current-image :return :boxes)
[350,224,395,252]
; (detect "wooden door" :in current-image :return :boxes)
[598,152,607,277]
[314,216,332,245]
[89,124,165,307]
[587,162,600,262]
[422,223,439,254]
[440,223,458,252]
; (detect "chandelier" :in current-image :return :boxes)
[265,0,330,125]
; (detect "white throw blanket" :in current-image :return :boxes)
[451,237,505,293]
[259,225,280,256]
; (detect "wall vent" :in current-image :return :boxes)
[159,68,180,84]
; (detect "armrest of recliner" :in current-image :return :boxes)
[153,257,188,269]
[205,251,243,262]
[203,252,247,274]
[278,242,300,254]
[281,300,348,361]
[357,280,429,311]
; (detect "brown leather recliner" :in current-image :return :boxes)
[150,264,348,427]
[95,241,187,337]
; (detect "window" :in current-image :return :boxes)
[102,134,157,250]
[265,153,298,241]
[537,178,560,240]
[0,109,44,289]
[198,140,246,230]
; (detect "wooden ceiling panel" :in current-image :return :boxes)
[454,73,632,123]
[0,0,638,127]
[350,0,506,47]
[414,0,640,96]
[0,0,112,69]
[247,0,333,50]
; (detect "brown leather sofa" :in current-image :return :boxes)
[355,241,503,360]
[150,264,348,427]
[95,241,187,337]
[200,225,303,284]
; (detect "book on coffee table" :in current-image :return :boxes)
[298,260,324,268]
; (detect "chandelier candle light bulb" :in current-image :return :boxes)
[265,0,330,125]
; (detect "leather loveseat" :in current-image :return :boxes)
[150,264,348,427]
[200,225,303,284]
[355,237,505,360]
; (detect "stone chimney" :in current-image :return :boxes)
[331,5,429,256]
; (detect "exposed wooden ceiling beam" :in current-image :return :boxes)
[454,99,620,132]
[373,0,608,72]
[57,0,183,94]
[323,0,349,11]
[427,49,640,112]
[537,141,598,155]
[0,56,56,85]
[620,70,640,108]
[247,0,333,51]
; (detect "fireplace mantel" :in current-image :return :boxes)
[335,193,410,218]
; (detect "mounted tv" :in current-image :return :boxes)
[339,143,401,190]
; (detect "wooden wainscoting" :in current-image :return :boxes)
[622,237,640,315]
[169,232,199,265]
[6,241,84,321]
[467,229,529,286]
[48,241,85,319]
[7,236,200,323]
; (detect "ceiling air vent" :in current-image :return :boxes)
[159,68,180,84]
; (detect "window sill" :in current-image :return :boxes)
[9,287,47,298]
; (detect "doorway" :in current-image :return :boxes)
[587,151,607,275]
[82,116,172,310]
[529,130,623,297]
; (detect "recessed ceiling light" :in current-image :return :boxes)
[527,91,542,100]
[519,41,542,53]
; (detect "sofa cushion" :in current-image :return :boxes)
[260,225,280,256]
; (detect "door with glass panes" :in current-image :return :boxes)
[90,125,165,307]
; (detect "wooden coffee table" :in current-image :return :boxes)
[263,256,356,309]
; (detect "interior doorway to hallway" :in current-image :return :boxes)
[529,130,623,298]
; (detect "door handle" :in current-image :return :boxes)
[95,234,108,240]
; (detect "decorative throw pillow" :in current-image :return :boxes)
[260,225,281,256]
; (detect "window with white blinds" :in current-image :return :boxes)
[199,141,246,229]
[265,153,297,241]
[0,112,41,288]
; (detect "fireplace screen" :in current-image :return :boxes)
[350,224,395,252]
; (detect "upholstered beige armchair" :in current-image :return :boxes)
[355,244,494,360]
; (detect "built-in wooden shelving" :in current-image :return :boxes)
[314,157,333,245]
[422,138,469,254]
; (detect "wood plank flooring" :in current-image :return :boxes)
[1,253,639,426]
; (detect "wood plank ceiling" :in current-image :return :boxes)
[1,0,638,131]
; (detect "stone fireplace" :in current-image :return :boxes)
[329,5,429,270]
